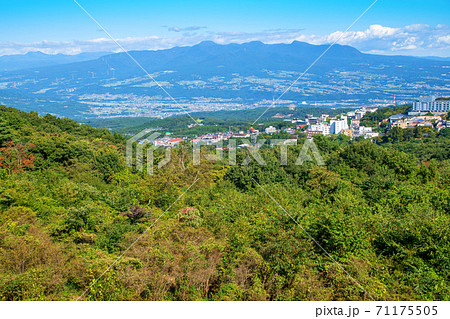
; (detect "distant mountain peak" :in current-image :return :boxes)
[196,40,218,47]
[244,40,265,46]
[25,51,47,56]
[290,40,312,46]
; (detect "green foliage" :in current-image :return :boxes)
[0,105,449,301]
[176,207,203,227]
[94,148,125,181]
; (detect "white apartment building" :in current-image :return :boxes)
[265,126,277,134]
[412,96,450,112]
[330,119,349,134]
[320,114,329,122]
[309,123,331,135]
[358,126,373,134]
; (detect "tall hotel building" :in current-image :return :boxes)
[412,96,450,113]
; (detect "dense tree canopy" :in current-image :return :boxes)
[0,105,449,300]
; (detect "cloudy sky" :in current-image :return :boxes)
[1,0,449,57]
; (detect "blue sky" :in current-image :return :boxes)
[1,0,449,56]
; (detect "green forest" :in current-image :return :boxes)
[0,105,449,301]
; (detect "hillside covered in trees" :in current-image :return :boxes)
[0,105,449,301]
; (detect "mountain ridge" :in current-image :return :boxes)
[1,40,449,119]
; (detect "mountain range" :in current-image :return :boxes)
[0,41,449,119]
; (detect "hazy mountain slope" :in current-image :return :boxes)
[0,51,111,71]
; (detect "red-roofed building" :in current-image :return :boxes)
[169,138,184,146]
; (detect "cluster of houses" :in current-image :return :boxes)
[304,107,379,139]
[191,131,251,145]
[387,95,450,130]
[388,114,449,131]
[144,131,254,148]
[393,95,450,131]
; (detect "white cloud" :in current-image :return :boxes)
[167,26,207,32]
[324,24,401,45]
[316,24,449,55]
[0,24,449,57]
[437,35,450,45]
